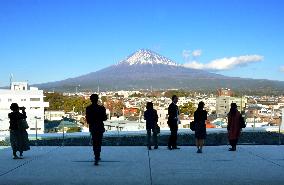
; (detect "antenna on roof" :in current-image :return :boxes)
[10,73,13,87]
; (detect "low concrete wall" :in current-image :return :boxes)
[2,131,283,146]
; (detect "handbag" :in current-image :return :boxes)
[240,116,246,128]
[18,119,29,130]
[190,121,196,131]
[156,124,160,134]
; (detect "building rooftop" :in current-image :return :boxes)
[0,145,284,185]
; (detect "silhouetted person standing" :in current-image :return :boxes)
[86,94,107,165]
[9,103,30,159]
[227,103,242,151]
[167,95,180,150]
[194,101,207,153]
[144,102,159,150]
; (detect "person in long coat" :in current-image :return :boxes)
[227,103,242,151]
[86,94,107,165]
[144,102,159,150]
[194,101,207,153]
[9,103,30,159]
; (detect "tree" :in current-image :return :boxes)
[101,96,107,104]
[44,92,90,114]
[44,92,65,110]
[180,102,195,116]
[164,90,192,98]
[105,99,125,117]
[112,100,125,116]
[129,93,143,97]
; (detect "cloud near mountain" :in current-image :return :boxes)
[280,66,284,72]
[182,49,202,59]
[192,49,202,57]
[183,55,263,71]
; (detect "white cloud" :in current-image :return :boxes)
[192,49,202,57]
[183,60,205,69]
[280,66,284,72]
[182,49,202,61]
[183,55,263,71]
[182,50,191,59]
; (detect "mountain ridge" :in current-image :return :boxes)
[35,49,284,93]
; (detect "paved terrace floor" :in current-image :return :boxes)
[0,145,284,185]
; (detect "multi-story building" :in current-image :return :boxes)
[217,88,234,97]
[216,89,247,117]
[0,82,49,134]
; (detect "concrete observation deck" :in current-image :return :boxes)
[1,145,284,185]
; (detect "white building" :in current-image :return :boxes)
[44,110,65,121]
[0,82,49,134]
[216,96,247,117]
[156,108,168,128]
[115,90,141,98]
[176,97,191,106]
[194,97,216,114]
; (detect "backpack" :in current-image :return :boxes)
[240,116,246,128]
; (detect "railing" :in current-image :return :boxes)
[1,126,283,147]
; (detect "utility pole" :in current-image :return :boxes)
[9,73,13,88]
[279,116,281,145]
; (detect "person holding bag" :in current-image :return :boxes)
[144,102,159,150]
[194,101,207,153]
[8,103,30,159]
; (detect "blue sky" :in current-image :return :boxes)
[0,0,283,86]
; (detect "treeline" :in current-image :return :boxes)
[44,89,281,117]
[44,92,91,114]
[44,93,127,116]
[44,91,196,117]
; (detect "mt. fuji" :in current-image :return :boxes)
[36,49,284,92]
[118,49,178,66]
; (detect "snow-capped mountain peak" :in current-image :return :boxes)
[118,49,179,66]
